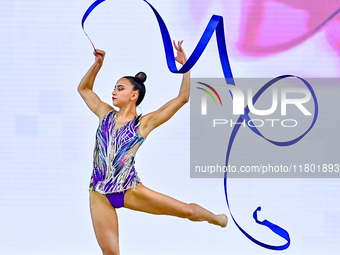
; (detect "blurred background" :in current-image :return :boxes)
[0,0,339,254]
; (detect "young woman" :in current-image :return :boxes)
[78,40,228,255]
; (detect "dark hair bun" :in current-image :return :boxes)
[135,72,147,83]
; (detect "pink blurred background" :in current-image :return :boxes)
[188,0,340,58]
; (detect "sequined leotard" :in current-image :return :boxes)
[89,110,145,194]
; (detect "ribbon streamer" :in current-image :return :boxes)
[82,0,320,250]
[81,0,106,50]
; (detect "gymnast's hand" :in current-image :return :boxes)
[173,40,187,65]
[94,49,106,66]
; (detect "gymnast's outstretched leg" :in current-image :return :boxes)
[124,183,228,228]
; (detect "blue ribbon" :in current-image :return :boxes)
[82,0,320,250]
[81,0,106,50]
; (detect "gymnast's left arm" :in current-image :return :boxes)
[140,40,190,136]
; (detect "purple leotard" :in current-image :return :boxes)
[89,110,145,207]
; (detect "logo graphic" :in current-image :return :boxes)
[197,82,312,116]
[196,82,222,115]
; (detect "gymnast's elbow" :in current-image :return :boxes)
[178,96,189,104]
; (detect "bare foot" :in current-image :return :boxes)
[218,214,228,228]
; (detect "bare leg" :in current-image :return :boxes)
[89,187,120,255]
[124,183,228,228]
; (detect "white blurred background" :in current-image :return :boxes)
[0,0,339,254]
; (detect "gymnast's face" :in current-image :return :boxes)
[112,78,138,108]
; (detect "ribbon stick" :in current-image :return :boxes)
[81,0,106,50]
[81,0,320,250]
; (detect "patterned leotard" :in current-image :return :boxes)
[89,110,145,194]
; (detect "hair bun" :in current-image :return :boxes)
[135,72,147,83]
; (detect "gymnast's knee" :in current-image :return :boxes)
[186,203,199,219]
[102,248,119,255]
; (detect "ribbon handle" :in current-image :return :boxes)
[81,0,106,50]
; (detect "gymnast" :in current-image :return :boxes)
[78,40,228,255]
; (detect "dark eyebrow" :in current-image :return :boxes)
[114,85,125,88]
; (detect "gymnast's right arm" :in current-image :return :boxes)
[77,49,113,120]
